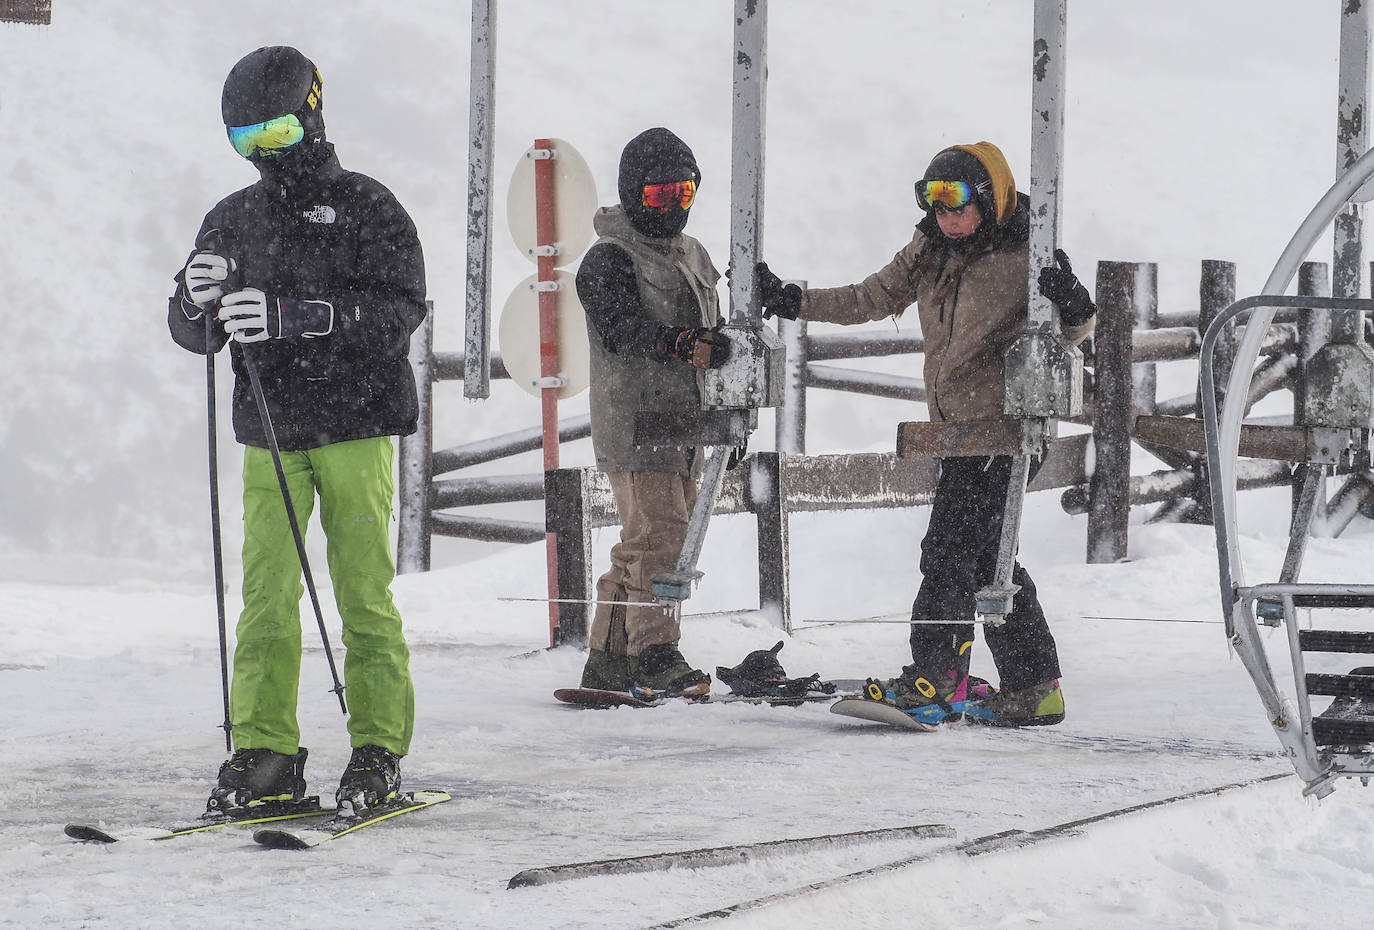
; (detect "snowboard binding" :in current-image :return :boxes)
[716,641,836,699]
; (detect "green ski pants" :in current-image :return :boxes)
[231,437,414,757]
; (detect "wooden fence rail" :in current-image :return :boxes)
[397,258,1373,636]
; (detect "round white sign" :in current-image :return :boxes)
[497,270,591,399]
[507,138,598,268]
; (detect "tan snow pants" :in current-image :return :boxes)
[588,471,698,657]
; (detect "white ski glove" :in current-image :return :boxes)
[218,288,335,344]
[183,252,232,307]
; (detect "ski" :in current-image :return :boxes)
[65,796,332,843]
[252,789,450,849]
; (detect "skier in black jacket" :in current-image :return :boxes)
[167,46,426,813]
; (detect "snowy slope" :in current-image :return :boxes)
[4,2,1374,928]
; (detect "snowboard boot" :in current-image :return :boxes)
[337,744,403,813]
[630,643,711,700]
[969,679,1065,727]
[580,649,633,692]
[208,747,309,812]
[865,664,964,725]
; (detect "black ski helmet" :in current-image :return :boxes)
[221,46,324,140]
[617,127,701,238]
[919,147,993,221]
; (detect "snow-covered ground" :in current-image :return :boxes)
[5,492,1374,929]
[5,2,1374,928]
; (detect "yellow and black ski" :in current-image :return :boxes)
[252,790,451,849]
[65,796,331,843]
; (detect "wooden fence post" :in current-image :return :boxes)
[1297,263,1332,425]
[1188,260,1238,525]
[545,467,593,647]
[749,452,791,631]
[397,302,435,574]
[1296,262,1332,528]
[775,304,808,455]
[1088,262,1144,562]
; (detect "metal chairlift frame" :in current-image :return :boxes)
[1201,147,1374,799]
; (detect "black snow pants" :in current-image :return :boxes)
[908,455,1061,693]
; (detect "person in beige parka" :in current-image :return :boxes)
[756,141,1097,726]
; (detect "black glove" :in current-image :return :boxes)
[664,325,731,369]
[756,261,802,321]
[1037,248,1096,327]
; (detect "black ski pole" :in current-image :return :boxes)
[239,351,348,714]
[205,306,233,753]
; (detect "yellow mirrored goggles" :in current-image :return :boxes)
[226,113,305,159]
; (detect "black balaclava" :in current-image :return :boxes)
[918,148,994,251]
[221,46,328,186]
[617,127,701,239]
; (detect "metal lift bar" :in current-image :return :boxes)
[975,0,1075,624]
[651,0,770,607]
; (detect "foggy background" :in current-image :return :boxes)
[0,1,1342,583]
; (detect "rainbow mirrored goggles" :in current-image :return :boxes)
[915,179,982,212]
[641,178,696,211]
[226,113,306,159]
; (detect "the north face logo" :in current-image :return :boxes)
[303,205,337,224]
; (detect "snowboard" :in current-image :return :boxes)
[252,789,450,849]
[829,697,942,731]
[65,796,332,843]
[555,679,866,709]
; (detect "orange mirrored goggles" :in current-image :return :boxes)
[641,179,697,211]
[915,179,980,212]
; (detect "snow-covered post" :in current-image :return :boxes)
[1130,263,1158,416]
[546,467,593,646]
[774,291,807,455]
[397,302,435,574]
[1197,260,1237,419]
[1295,262,1331,426]
[1333,2,1370,343]
[1087,261,1138,563]
[728,0,766,326]
[1296,262,1331,532]
[463,0,496,399]
[750,453,790,630]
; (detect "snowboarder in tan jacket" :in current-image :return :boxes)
[756,141,1096,726]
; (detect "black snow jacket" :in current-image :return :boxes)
[168,143,427,451]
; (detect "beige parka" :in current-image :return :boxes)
[798,142,1094,422]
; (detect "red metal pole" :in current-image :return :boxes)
[533,139,562,647]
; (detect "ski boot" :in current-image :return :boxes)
[580,649,634,692]
[336,744,403,814]
[208,747,310,813]
[968,679,1064,727]
[630,643,711,701]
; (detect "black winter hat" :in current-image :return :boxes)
[617,127,701,238]
[222,46,325,139]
